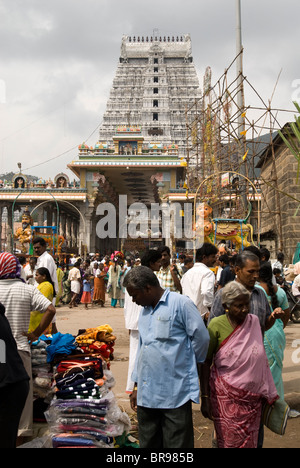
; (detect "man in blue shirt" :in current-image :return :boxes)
[123,266,210,449]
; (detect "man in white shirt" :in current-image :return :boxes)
[292,274,300,298]
[33,237,59,297]
[33,236,59,332]
[181,243,218,319]
[24,257,37,285]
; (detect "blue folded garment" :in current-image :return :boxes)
[46,332,77,363]
[69,430,113,444]
[52,435,97,448]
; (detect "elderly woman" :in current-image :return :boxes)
[200,281,278,449]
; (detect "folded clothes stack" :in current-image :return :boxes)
[31,336,54,422]
[45,325,130,448]
[75,325,116,367]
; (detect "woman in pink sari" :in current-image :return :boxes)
[201,281,278,448]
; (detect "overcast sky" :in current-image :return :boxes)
[0,0,299,180]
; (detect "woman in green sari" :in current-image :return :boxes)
[256,262,290,399]
[61,265,71,305]
[55,263,64,306]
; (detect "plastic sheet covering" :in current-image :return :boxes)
[29,327,131,448]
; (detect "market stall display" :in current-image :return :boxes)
[31,337,54,423]
[27,325,130,448]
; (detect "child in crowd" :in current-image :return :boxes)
[81,274,92,309]
[273,267,284,285]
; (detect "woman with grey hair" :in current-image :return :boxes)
[200,281,278,448]
[222,281,251,322]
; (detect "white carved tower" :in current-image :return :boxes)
[98,34,202,158]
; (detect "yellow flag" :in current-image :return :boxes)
[243,149,249,161]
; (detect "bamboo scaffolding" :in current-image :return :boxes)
[185,51,298,250]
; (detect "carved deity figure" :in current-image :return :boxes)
[15,208,33,253]
[194,202,254,251]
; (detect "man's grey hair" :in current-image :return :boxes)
[235,250,259,269]
[221,281,251,307]
[123,266,160,290]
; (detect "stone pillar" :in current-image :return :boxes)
[53,207,58,230]
[78,213,86,257]
[66,215,72,247]
[90,212,97,254]
[46,206,53,227]
[6,202,13,253]
[70,219,76,249]
[69,219,73,249]
[59,212,67,240]
[37,207,44,228]
[85,211,93,255]
[79,203,94,257]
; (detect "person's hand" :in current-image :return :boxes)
[271,307,285,320]
[201,396,213,420]
[130,389,137,412]
[23,331,38,343]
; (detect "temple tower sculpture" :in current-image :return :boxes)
[99,34,201,157]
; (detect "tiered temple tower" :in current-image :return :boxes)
[68,34,203,254]
[98,34,201,157]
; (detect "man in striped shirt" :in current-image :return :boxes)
[156,246,183,293]
[0,252,55,441]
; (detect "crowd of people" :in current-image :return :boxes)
[123,243,292,449]
[20,250,136,311]
[0,243,161,447]
[0,239,295,449]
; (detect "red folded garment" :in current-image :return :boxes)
[56,359,102,376]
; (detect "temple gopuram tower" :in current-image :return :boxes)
[100,34,201,156]
[68,34,202,254]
